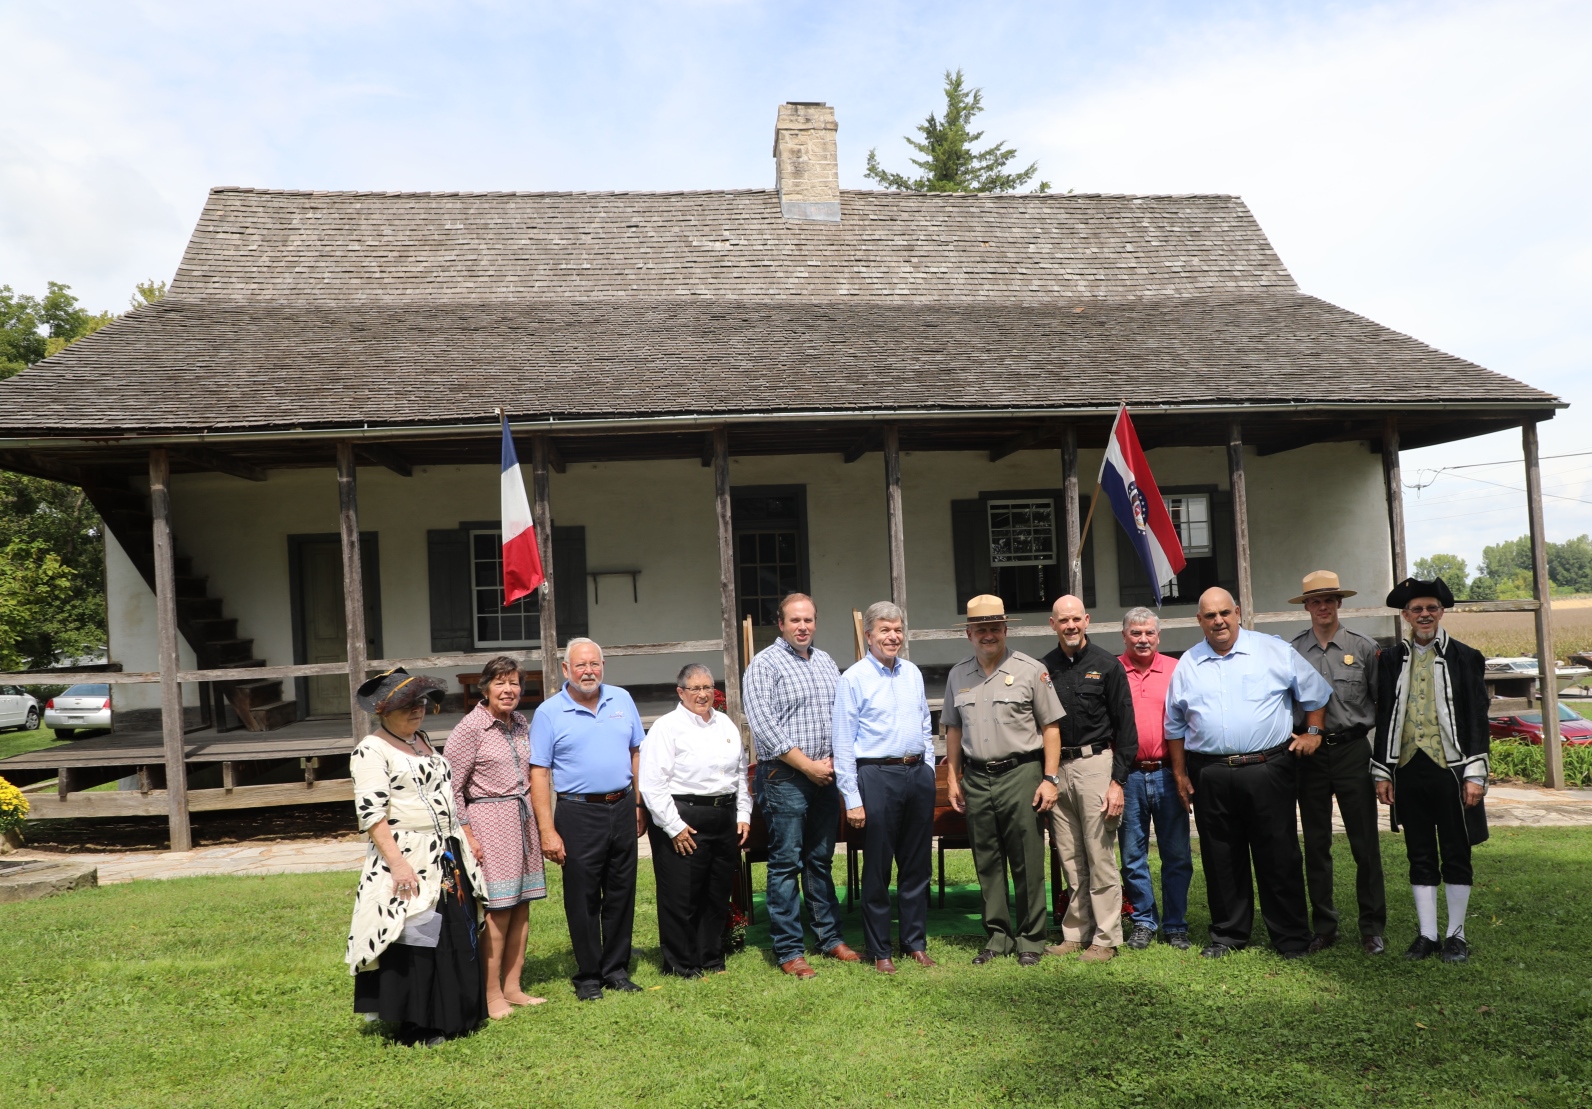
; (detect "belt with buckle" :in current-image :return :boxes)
[967,750,1042,775]
[1060,741,1111,761]
[557,786,633,805]
[1134,759,1167,772]
[1322,727,1369,746]
[1205,741,1294,768]
[856,755,924,767]
[672,793,736,808]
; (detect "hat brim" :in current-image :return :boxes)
[359,675,449,714]
[952,615,1027,628]
[1288,588,1357,605]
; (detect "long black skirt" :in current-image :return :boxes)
[354,840,487,1043]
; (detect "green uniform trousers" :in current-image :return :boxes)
[962,759,1048,954]
[1298,735,1387,938]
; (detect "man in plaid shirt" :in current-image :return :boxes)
[744,593,861,977]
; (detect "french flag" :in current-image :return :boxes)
[499,416,545,606]
[1098,406,1185,604]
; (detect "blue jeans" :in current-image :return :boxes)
[1118,766,1193,934]
[757,760,845,964]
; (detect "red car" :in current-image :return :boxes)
[1489,703,1592,746]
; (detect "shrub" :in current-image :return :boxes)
[1489,739,1592,787]
[0,774,28,835]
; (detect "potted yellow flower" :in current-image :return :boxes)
[0,776,29,854]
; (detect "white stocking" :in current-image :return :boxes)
[1414,884,1439,941]
[1445,884,1470,940]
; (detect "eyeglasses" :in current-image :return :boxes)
[681,685,716,695]
[1405,604,1444,615]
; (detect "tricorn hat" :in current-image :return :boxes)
[1289,570,1358,605]
[954,594,1023,627]
[1385,577,1456,610]
[356,667,447,715]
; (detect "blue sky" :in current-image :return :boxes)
[3,0,1588,577]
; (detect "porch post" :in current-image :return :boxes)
[713,429,742,722]
[335,443,369,742]
[883,424,908,655]
[148,448,192,852]
[1522,420,1564,789]
[1382,417,1409,642]
[532,435,561,698]
[1226,421,1256,629]
[1062,424,1083,598]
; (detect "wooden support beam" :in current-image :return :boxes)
[990,427,1045,463]
[335,444,369,743]
[545,438,566,475]
[175,446,267,482]
[843,428,881,464]
[222,761,238,793]
[1382,417,1408,583]
[532,435,561,700]
[1523,421,1564,789]
[1226,422,1256,629]
[1061,424,1083,598]
[714,429,743,722]
[883,423,908,655]
[355,443,413,478]
[700,432,715,468]
[58,766,78,800]
[148,448,192,851]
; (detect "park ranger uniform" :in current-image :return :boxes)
[942,648,1065,956]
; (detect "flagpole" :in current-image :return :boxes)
[1070,405,1123,583]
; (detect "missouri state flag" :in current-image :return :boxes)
[1098,406,1185,604]
[499,416,545,606]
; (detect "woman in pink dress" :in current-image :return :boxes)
[446,655,547,1019]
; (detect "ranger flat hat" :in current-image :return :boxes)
[355,667,447,715]
[1386,577,1456,610]
[1289,570,1358,605]
[954,594,1023,627]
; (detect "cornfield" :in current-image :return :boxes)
[1490,739,1592,787]
[1442,600,1592,660]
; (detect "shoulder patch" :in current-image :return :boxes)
[1039,671,1050,683]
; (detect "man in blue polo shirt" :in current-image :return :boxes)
[1165,588,1332,960]
[529,637,646,1000]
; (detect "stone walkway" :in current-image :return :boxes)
[4,787,1584,885]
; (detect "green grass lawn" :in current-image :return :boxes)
[4,829,1591,1108]
[0,726,69,763]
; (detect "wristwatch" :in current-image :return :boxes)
[1305,726,1322,736]
[1042,773,1061,786]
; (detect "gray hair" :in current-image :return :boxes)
[863,601,905,633]
[1122,607,1161,631]
[563,636,604,662]
[676,662,713,688]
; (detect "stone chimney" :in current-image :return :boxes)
[772,102,840,223]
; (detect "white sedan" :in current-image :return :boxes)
[44,683,113,737]
[0,685,42,732]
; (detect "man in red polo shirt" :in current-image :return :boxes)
[1117,607,1193,950]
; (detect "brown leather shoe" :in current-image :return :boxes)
[1080,944,1117,963]
[779,957,816,979]
[908,950,937,967]
[874,958,897,974]
[1307,932,1338,954]
[1362,935,1386,956]
[1045,941,1082,956]
[823,943,862,963]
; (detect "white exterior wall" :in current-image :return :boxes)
[103,440,1395,699]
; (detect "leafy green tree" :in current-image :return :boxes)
[1479,536,1533,583]
[0,473,105,669]
[1547,534,1592,594]
[1467,574,1499,601]
[130,278,167,310]
[1413,554,1469,598]
[0,286,46,379]
[865,69,1051,194]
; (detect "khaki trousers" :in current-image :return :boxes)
[1049,749,1123,948]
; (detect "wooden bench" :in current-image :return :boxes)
[455,670,544,711]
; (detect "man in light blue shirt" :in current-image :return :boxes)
[1165,588,1331,960]
[833,601,935,973]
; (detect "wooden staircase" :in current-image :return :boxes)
[85,479,298,733]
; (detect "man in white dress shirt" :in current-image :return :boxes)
[639,663,752,978]
[834,601,936,974]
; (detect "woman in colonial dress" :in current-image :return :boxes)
[347,669,488,1046]
[445,655,548,1018]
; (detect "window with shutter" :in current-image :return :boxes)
[950,489,1093,612]
[428,522,587,648]
[1115,485,1234,607]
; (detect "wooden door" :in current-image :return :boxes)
[293,537,382,718]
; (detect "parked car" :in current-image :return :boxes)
[44,683,113,737]
[1489,703,1592,746]
[0,685,42,732]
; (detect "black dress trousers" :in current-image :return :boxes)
[646,798,739,975]
[1188,752,1311,954]
[1298,735,1387,938]
[554,793,639,991]
[857,761,936,961]
[1396,750,1473,886]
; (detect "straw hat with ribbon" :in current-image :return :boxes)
[954,594,1024,627]
[1288,570,1358,606]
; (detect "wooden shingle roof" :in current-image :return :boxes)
[0,187,1560,439]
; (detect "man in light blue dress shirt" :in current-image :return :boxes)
[1165,588,1332,960]
[833,601,935,974]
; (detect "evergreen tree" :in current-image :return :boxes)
[865,69,1050,194]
